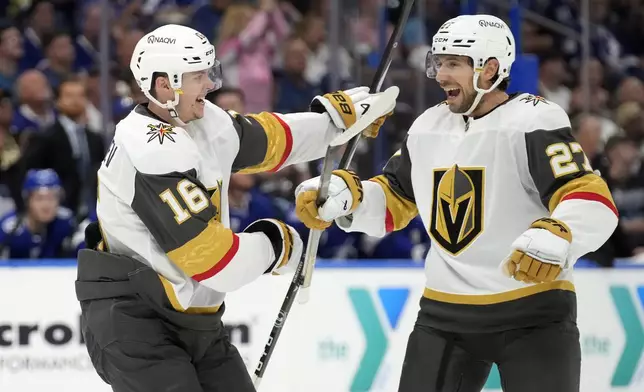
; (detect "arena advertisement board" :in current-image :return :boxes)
[0,263,643,392]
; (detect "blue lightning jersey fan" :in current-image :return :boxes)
[0,169,75,259]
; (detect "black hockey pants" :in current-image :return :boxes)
[397,320,581,392]
[75,250,255,392]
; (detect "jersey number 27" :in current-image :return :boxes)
[546,142,593,178]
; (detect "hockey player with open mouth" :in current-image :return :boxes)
[295,14,618,392]
[74,24,396,392]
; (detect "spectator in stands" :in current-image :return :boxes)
[614,101,644,153]
[228,173,283,232]
[36,30,77,91]
[538,52,572,112]
[73,2,103,72]
[190,0,233,43]
[217,0,289,113]
[11,69,55,148]
[273,37,320,113]
[572,112,604,166]
[570,58,609,114]
[19,0,55,71]
[603,135,644,250]
[0,89,21,215]
[23,77,105,219]
[115,28,145,78]
[206,86,245,114]
[294,13,352,91]
[85,65,134,133]
[0,169,75,259]
[615,76,644,107]
[521,20,554,56]
[0,21,23,92]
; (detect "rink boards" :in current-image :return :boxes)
[0,260,643,392]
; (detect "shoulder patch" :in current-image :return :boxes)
[519,94,549,107]
[146,123,177,145]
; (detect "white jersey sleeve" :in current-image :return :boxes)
[511,97,618,265]
[208,103,340,174]
[336,133,419,238]
[121,123,280,293]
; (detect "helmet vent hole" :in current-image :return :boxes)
[506,37,512,45]
[184,46,194,49]
[192,57,201,61]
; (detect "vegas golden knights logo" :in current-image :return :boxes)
[429,165,485,256]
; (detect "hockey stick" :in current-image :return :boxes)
[298,0,416,304]
[252,1,415,387]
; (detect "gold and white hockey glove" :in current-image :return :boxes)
[310,86,395,138]
[294,169,364,230]
[243,219,303,275]
[502,217,572,284]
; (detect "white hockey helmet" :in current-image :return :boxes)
[426,15,516,115]
[130,24,222,123]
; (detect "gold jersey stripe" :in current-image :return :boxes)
[548,173,616,214]
[238,112,293,174]
[167,218,238,279]
[370,175,418,232]
[424,280,575,305]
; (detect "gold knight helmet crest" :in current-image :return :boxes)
[429,164,485,256]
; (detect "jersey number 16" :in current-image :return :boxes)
[159,180,209,224]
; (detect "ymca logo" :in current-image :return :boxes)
[348,287,410,391]
[610,285,644,386]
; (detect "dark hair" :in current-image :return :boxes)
[466,57,510,91]
[206,87,245,105]
[604,135,634,154]
[0,88,12,104]
[0,19,16,41]
[539,51,565,66]
[54,76,85,99]
[41,30,71,52]
[150,72,169,99]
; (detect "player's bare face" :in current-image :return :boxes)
[435,55,477,113]
[28,189,59,223]
[178,70,215,121]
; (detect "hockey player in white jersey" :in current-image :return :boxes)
[74,24,395,392]
[295,15,618,392]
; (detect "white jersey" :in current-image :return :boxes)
[96,102,338,312]
[343,93,618,331]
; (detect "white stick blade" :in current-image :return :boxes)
[329,86,400,147]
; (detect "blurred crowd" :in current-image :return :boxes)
[0,0,642,266]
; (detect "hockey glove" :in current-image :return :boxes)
[501,218,572,284]
[294,169,364,230]
[310,86,394,138]
[243,219,303,275]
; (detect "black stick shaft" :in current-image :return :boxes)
[252,0,415,385]
[339,0,416,170]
